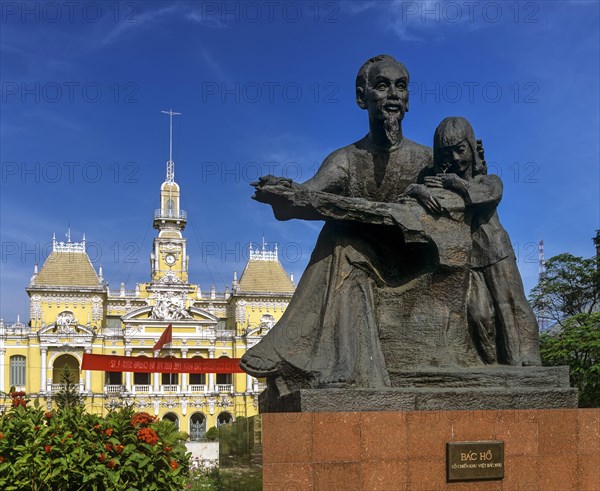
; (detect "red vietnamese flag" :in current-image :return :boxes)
[153,323,173,352]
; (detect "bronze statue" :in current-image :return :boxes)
[240,55,542,402]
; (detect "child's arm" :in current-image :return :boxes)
[461,174,503,207]
[426,173,502,208]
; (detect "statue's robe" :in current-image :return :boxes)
[465,174,540,366]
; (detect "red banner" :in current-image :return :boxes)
[82,353,244,374]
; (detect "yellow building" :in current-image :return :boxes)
[0,126,295,440]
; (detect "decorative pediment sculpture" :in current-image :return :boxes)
[54,311,77,334]
[151,292,192,320]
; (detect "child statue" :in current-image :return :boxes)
[426,116,540,366]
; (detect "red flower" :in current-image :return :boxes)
[34,426,40,431]
[105,428,113,437]
[170,460,178,470]
[0,456,5,463]
[0,433,4,439]
[136,427,159,445]
[107,459,117,469]
[164,446,172,452]
[115,445,124,454]
[98,453,107,462]
[105,443,113,452]
[131,412,156,427]
[44,445,52,454]
[44,411,53,419]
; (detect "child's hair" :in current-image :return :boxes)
[433,117,487,177]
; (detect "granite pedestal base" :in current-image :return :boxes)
[260,367,578,413]
[261,408,599,491]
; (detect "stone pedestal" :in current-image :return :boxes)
[260,367,578,413]
[261,409,599,491]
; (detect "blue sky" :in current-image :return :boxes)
[1,0,599,321]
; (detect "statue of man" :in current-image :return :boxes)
[240,55,441,395]
[251,54,438,214]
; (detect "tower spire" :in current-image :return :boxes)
[161,109,181,183]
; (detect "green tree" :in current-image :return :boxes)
[540,313,600,407]
[53,367,84,410]
[530,248,600,407]
[530,253,599,327]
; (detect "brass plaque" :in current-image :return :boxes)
[447,441,504,482]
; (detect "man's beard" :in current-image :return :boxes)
[383,111,402,146]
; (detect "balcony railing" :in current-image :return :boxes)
[160,385,180,393]
[216,384,234,394]
[132,385,152,393]
[154,209,187,220]
[0,320,30,335]
[107,288,138,297]
[49,383,85,393]
[188,384,208,393]
[104,385,125,394]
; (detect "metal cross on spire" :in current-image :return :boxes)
[161,109,181,183]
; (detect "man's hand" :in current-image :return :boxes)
[251,175,293,190]
[251,175,295,204]
[424,174,467,194]
[401,183,442,214]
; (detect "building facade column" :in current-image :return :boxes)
[208,347,215,393]
[84,348,92,393]
[40,347,47,393]
[124,349,132,392]
[0,349,5,392]
[153,350,160,393]
[181,349,188,392]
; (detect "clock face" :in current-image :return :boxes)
[165,254,176,266]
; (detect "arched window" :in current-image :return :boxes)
[216,412,233,427]
[189,355,206,387]
[215,356,232,385]
[163,412,179,430]
[9,355,26,387]
[161,356,179,386]
[52,354,79,384]
[167,199,174,217]
[133,356,150,386]
[189,412,207,441]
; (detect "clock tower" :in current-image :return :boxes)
[151,110,189,284]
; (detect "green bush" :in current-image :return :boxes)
[204,427,219,442]
[0,389,190,490]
